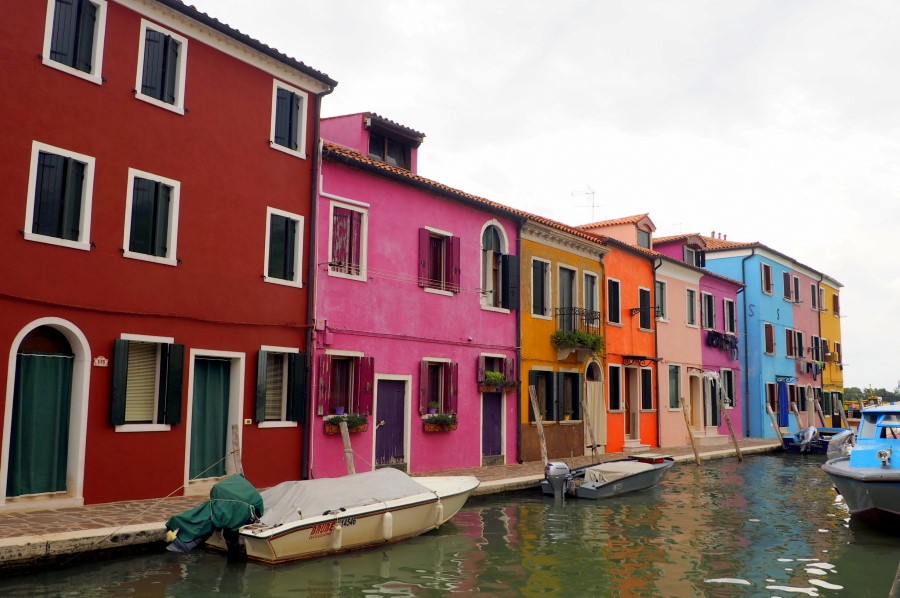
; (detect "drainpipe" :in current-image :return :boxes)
[740,249,756,437]
[653,257,663,448]
[302,87,333,480]
[515,228,523,464]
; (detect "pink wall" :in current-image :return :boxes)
[792,270,821,428]
[310,147,519,478]
[700,274,744,438]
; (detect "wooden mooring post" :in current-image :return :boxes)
[718,394,743,462]
[339,421,356,475]
[767,404,786,449]
[528,385,549,466]
[679,397,702,466]
[231,424,244,475]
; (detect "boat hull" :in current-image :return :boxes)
[210,475,479,564]
[540,457,674,500]
[783,427,852,455]
[822,457,900,519]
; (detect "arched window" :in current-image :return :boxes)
[482,226,503,307]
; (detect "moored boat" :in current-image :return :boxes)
[783,426,854,455]
[203,468,479,564]
[542,454,674,500]
[822,402,900,521]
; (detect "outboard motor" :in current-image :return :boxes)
[827,429,855,458]
[545,461,571,502]
[797,426,820,453]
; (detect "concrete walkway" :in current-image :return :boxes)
[0,438,781,573]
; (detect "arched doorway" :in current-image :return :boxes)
[584,361,605,455]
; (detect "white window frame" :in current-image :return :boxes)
[269,80,309,159]
[531,257,552,320]
[637,286,653,330]
[818,287,826,312]
[685,288,698,327]
[122,168,180,266]
[723,298,736,334]
[607,277,622,326]
[115,332,175,433]
[583,271,600,325]
[667,364,681,410]
[761,263,773,295]
[701,292,715,330]
[793,276,801,304]
[134,20,188,115]
[764,322,775,355]
[608,364,623,411]
[263,207,304,288]
[422,225,455,297]
[655,280,667,321]
[721,368,735,409]
[42,0,108,84]
[327,199,368,282]
[258,345,300,429]
[479,221,510,313]
[810,283,819,310]
[24,141,95,251]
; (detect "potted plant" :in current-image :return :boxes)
[428,401,440,414]
[551,329,604,359]
[563,409,573,421]
[480,370,517,393]
[423,412,458,432]
[323,412,368,434]
[333,406,345,415]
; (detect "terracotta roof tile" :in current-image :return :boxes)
[698,235,758,250]
[576,214,650,229]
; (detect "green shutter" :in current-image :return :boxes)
[501,254,519,309]
[141,29,164,99]
[61,158,84,241]
[255,351,268,423]
[163,37,179,104]
[161,343,184,425]
[110,339,129,426]
[287,353,307,422]
[75,0,97,73]
[152,183,170,257]
[274,88,291,147]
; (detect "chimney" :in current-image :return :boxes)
[710,230,715,238]
[723,234,727,241]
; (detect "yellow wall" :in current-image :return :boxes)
[819,280,843,395]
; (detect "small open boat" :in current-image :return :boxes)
[542,454,674,500]
[822,402,900,521]
[167,468,479,564]
[783,426,854,455]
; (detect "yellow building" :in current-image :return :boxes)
[519,219,609,461]
[818,275,844,420]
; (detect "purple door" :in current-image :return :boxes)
[482,392,502,457]
[376,380,405,468]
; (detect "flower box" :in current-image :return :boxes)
[324,422,368,435]
[424,422,458,432]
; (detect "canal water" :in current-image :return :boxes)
[2,454,899,597]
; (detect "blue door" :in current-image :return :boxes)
[482,392,502,458]
[375,380,405,468]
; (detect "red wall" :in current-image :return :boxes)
[0,2,325,503]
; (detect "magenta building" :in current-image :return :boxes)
[309,113,524,478]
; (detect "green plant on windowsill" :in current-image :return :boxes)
[323,412,368,429]
[423,412,458,431]
[551,329,604,353]
[481,370,517,389]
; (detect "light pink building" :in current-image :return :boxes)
[310,113,523,478]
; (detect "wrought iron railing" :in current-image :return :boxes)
[554,307,601,337]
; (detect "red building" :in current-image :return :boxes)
[0,0,335,508]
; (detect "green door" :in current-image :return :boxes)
[8,353,73,496]
[189,358,230,480]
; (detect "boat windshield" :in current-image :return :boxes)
[860,413,900,439]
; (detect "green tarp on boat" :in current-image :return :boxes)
[166,474,263,551]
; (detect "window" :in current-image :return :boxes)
[584,273,599,325]
[701,292,715,329]
[637,228,651,249]
[135,20,187,114]
[111,337,183,429]
[821,338,830,362]
[761,263,773,294]
[724,298,736,334]
[329,203,366,279]
[638,287,652,329]
[418,228,460,293]
[668,365,681,409]
[369,132,410,169]
[531,259,550,317]
[123,169,180,265]
[419,359,458,414]
[811,335,821,361]
[835,342,842,364]
[683,245,704,267]
[558,267,576,331]
[782,271,792,301]
[832,294,840,317]
[795,331,804,359]
[43,0,107,83]
[785,329,795,358]
[317,354,374,416]
[25,141,95,250]
[608,365,622,410]
[686,289,697,326]
[799,385,809,411]
[793,276,801,304]
[255,349,307,424]
[818,287,825,311]
[810,283,819,309]
[560,372,582,420]
[655,280,667,319]
[478,355,515,387]
[271,81,308,158]
[607,278,621,325]
[764,322,775,354]
[264,208,303,287]
[766,382,777,416]
[721,369,735,408]
[528,370,555,421]
[641,368,653,410]
[481,225,518,310]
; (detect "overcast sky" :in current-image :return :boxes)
[189,0,900,391]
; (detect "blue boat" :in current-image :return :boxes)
[783,426,854,455]
[822,402,900,521]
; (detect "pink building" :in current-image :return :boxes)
[310,113,523,478]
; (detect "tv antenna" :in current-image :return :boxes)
[572,186,598,222]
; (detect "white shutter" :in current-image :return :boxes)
[125,342,158,422]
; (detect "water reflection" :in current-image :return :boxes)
[3,455,899,597]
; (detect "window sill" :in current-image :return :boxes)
[135,92,185,115]
[607,321,624,328]
[480,304,510,314]
[269,141,307,160]
[115,423,172,433]
[424,287,454,297]
[264,275,303,288]
[530,313,553,320]
[328,269,366,282]
[42,58,103,85]
[124,250,177,267]
[24,232,91,251]
[258,421,298,429]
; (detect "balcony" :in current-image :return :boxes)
[552,308,603,360]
